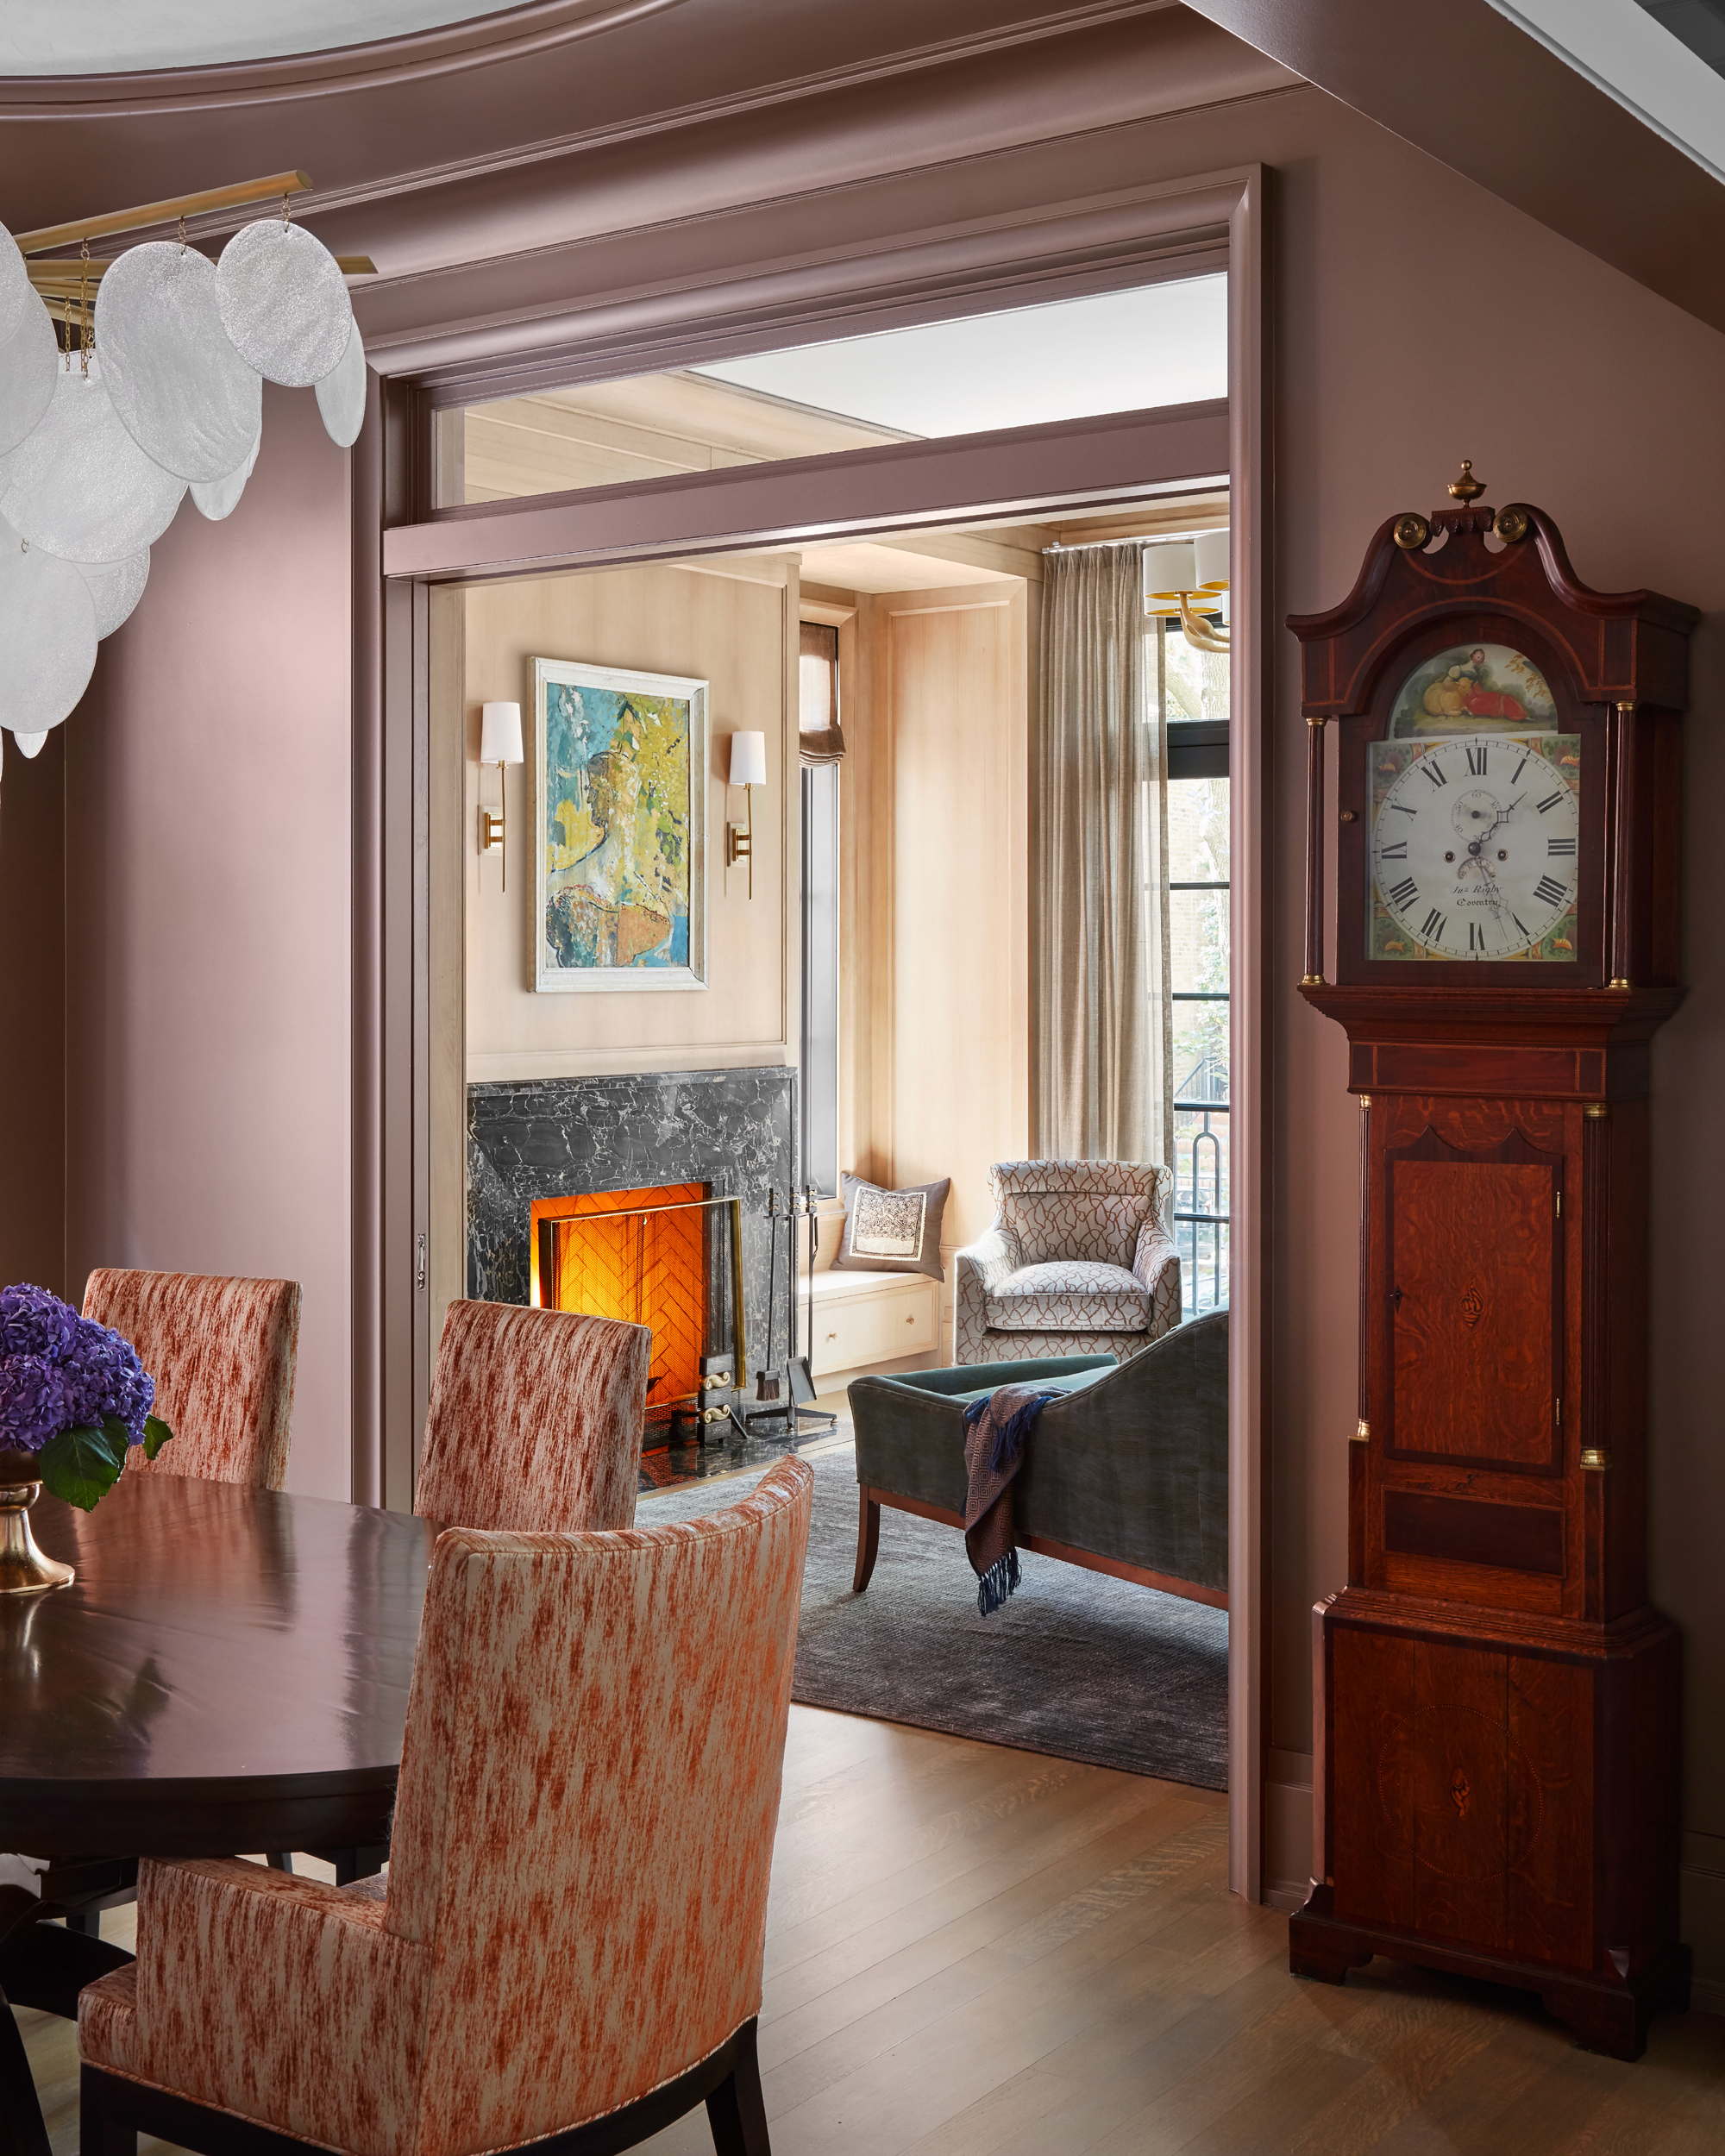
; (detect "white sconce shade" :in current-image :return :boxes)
[480,701,524,765]
[1142,542,1197,610]
[728,730,767,787]
[1192,528,1230,592]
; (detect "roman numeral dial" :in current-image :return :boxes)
[1368,732,1580,962]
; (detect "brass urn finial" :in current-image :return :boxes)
[1448,459,1485,505]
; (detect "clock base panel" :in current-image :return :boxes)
[1288,1897,1690,2062]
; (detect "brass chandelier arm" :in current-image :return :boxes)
[14,170,312,257]
[24,253,376,287]
[1176,591,1230,654]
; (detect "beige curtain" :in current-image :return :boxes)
[1038,541,1173,1167]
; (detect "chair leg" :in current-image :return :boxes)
[852,1489,881,1593]
[78,2066,135,2156]
[266,1853,294,1873]
[64,1910,101,1940]
[706,2020,770,2155]
[1,1984,53,2156]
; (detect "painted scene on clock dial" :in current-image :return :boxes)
[1368,733,1580,961]
[1388,641,1558,737]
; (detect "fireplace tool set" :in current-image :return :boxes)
[735,1186,837,1443]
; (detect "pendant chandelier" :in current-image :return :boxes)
[0,170,373,773]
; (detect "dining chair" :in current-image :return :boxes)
[78,1453,815,2156]
[414,1299,651,1533]
[81,1269,301,1491]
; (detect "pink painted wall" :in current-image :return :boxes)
[1198,95,1725,1940]
[0,730,66,1296]
[65,385,354,1501]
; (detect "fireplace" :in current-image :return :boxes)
[468,1067,797,1442]
[530,1182,746,1433]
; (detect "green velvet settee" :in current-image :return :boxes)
[847,1307,1227,1606]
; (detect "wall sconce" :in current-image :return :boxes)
[726,730,767,899]
[1144,533,1230,654]
[479,701,524,890]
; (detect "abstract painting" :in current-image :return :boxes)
[532,657,707,992]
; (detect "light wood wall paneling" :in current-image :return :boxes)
[878,581,1032,1265]
[461,555,798,1082]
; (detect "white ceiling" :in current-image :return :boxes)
[1490,0,1725,181]
[799,541,1021,593]
[0,1,534,73]
[692,277,1228,440]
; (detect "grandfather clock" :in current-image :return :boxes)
[1285,467,1693,2059]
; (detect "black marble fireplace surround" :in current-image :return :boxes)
[467,1068,797,1387]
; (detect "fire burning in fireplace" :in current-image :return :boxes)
[530,1184,719,1429]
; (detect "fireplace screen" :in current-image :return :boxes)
[530,1185,743,1437]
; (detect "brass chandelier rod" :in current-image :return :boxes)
[14,169,313,256]
[25,254,376,289]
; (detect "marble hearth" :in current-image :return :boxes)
[467,1068,797,1382]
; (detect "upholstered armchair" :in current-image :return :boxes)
[78,1455,815,2156]
[82,1269,301,1489]
[953,1159,1181,1365]
[415,1300,651,1532]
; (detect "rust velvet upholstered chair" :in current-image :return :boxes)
[78,1453,816,2156]
[414,1300,651,1533]
[81,1269,302,1490]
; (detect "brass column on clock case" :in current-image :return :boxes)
[1284,467,1693,2059]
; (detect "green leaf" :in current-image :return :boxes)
[37,1424,127,1512]
[142,1415,173,1462]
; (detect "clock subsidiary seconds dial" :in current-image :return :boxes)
[1370,734,1579,960]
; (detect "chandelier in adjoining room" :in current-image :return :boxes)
[0,170,372,774]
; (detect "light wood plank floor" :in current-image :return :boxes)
[16,1707,1724,2154]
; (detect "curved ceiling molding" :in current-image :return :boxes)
[0,0,687,112]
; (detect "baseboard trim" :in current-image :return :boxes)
[1690,1976,1725,2018]
[1262,1880,1307,1914]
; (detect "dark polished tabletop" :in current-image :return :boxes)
[0,1476,436,1858]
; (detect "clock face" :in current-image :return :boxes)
[1368,733,1580,961]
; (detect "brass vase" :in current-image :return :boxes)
[0,1447,75,1595]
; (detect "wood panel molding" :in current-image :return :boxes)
[385,404,1229,580]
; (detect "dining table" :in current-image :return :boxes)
[0,1473,435,2156]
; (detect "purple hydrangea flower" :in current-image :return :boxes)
[0,1351,67,1455]
[61,1318,155,1446]
[0,1285,156,1457]
[0,1283,79,1363]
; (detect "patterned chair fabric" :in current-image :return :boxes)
[78,1455,816,2156]
[81,1269,301,1490]
[954,1159,1180,1365]
[415,1300,650,1533]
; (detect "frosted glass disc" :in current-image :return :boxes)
[0,290,57,457]
[217,220,353,387]
[75,548,150,639]
[97,241,260,482]
[0,365,185,563]
[314,320,367,448]
[14,731,47,758]
[0,224,30,346]
[190,428,260,521]
[0,517,97,730]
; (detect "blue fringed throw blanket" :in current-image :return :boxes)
[961,1382,1060,1614]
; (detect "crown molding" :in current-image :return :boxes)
[1181,0,1725,338]
[0,0,686,111]
[0,0,1174,116]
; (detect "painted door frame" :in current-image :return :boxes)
[360,163,1272,1899]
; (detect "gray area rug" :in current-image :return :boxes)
[638,1443,1227,1790]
